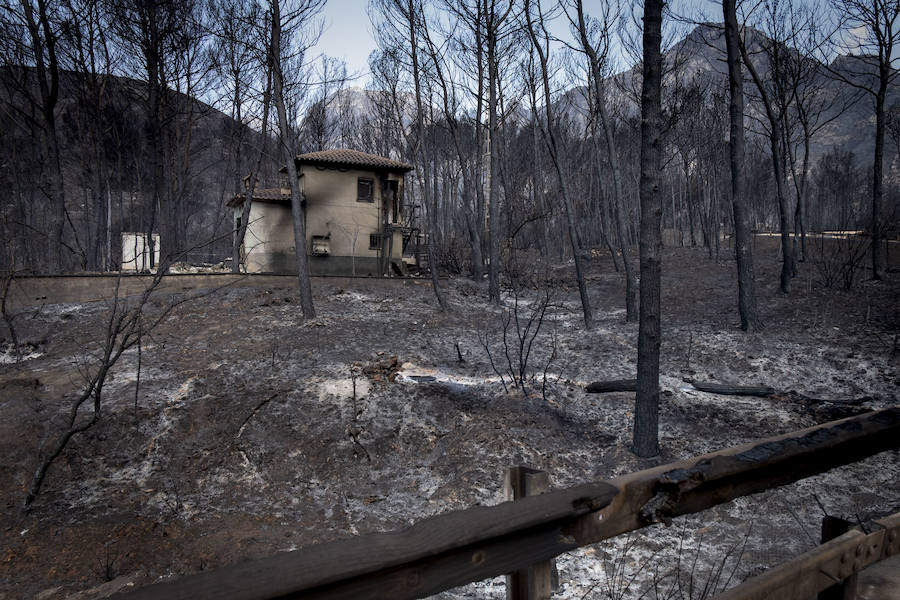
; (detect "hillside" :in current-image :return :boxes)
[0,67,276,272]
[2,21,895,275]
[1,244,897,598]
[559,23,899,167]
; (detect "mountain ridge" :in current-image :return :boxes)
[557,22,897,166]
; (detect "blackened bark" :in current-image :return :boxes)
[146,6,165,270]
[407,0,448,310]
[600,94,637,322]
[688,380,775,397]
[724,0,762,332]
[22,0,65,273]
[271,0,315,320]
[473,18,486,281]
[464,192,484,278]
[633,0,663,458]
[586,379,636,393]
[828,1,899,279]
[572,0,636,321]
[739,30,794,294]
[487,8,501,305]
[773,132,794,293]
[421,26,483,283]
[791,129,811,263]
[524,0,594,330]
[872,73,886,280]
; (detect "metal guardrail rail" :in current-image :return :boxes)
[114,408,900,600]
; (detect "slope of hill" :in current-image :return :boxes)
[558,23,898,167]
[0,67,275,272]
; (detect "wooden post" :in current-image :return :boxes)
[505,466,556,600]
[818,516,857,600]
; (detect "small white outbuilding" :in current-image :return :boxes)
[121,232,161,272]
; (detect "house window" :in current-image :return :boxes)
[357,178,374,203]
[369,233,380,249]
[311,235,330,256]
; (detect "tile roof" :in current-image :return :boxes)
[295,149,414,172]
[227,188,289,207]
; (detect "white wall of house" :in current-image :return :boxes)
[302,166,383,258]
[240,201,294,273]
[236,165,407,274]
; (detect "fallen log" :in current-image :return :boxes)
[584,379,773,396]
[773,390,868,406]
[585,379,636,393]
[686,380,775,397]
[585,379,871,409]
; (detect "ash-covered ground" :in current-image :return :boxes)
[1,245,898,599]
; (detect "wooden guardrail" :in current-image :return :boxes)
[116,408,900,600]
[715,512,900,600]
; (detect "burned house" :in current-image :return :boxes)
[228,149,415,276]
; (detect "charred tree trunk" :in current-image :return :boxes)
[487,16,501,305]
[772,132,794,293]
[725,0,762,332]
[22,0,66,273]
[421,25,482,284]
[739,31,794,294]
[599,82,637,322]
[407,0,448,310]
[790,127,811,263]
[525,0,594,330]
[473,23,487,282]
[572,0,636,320]
[271,0,315,320]
[633,0,664,458]
[684,159,697,247]
[872,72,887,280]
[828,0,900,279]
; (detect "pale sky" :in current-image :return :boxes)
[310,0,870,86]
[312,0,691,86]
[315,0,377,83]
